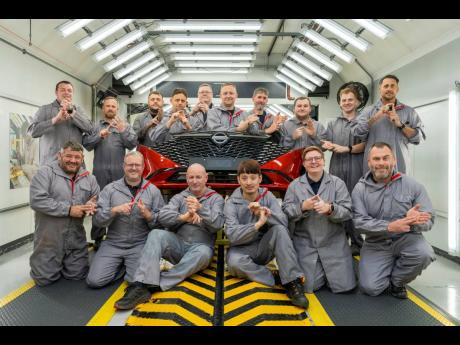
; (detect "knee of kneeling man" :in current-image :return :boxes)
[359,280,386,297]
[86,274,105,288]
[226,254,241,271]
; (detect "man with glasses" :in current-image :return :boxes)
[283,146,357,294]
[86,151,164,289]
[352,142,435,299]
[189,83,214,131]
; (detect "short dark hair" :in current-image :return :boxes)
[253,87,269,97]
[301,146,324,161]
[55,81,73,91]
[339,87,362,103]
[148,90,163,98]
[379,74,399,85]
[369,142,395,156]
[237,159,261,176]
[171,88,188,98]
[294,96,311,107]
[61,141,83,153]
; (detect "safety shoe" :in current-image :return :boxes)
[284,278,309,309]
[350,243,361,256]
[390,283,408,299]
[114,283,152,310]
[272,269,282,286]
[93,237,103,251]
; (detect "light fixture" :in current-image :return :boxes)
[56,19,94,37]
[271,104,294,118]
[75,19,133,51]
[177,68,249,74]
[163,104,172,113]
[161,34,259,43]
[277,66,316,92]
[131,66,169,90]
[282,60,324,87]
[274,72,311,96]
[93,28,146,62]
[175,61,252,68]
[170,54,255,61]
[293,40,342,73]
[123,58,165,85]
[137,73,171,95]
[288,51,333,80]
[314,19,371,52]
[300,28,355,63]
[156,20,262,31]
[448,87,460,254]
[103,41,151,71]
[265,107,278,116]
[352,19,393,39]
[166,45,257,53]
[113,51,157,79]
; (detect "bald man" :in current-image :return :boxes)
[114,164,225,310]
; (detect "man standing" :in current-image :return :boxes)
[353,75,425,175]
[28,81,93,166]
[224,159,309,309]
[82,96,138,249]
[132,90,165,147]
[113,164,224,310]
[279,96,327,150]
[352,142,435,298]
[29,141,99,286]
[189,83,214,131]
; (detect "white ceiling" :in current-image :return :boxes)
[1,19,460,90]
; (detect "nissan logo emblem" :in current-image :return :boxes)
[211,132,230,146]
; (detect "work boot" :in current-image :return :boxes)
[350,243,361,256]
[390,283,408,299]
[284,278,309,309]
[93,237,103,251]
[114,283,152,310]
[271,269,282,286]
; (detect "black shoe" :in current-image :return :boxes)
[284,278,309,309]
[350,244,361,256]
[93,237,103,251]
[272,270,282,286]
[114,283,152,310]
[390,283,408,299]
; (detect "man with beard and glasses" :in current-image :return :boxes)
[352,142,435,299]
[28,81,93,166]
[133,91,166,146]
[82,96,138,250]
[353,75,426,175]
[29,141,99,286]
[113,163,224,310]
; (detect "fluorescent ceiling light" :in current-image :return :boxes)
[275,73,312,96]
[166,45,257,53]
[131,66,169,90]
[156,20,262,31]
[177,68,249,74]
[123,59,165,85]
[265,107,278,116]
[300,28,355,63]
[288,51,333,80]
[277,66,316,91]
[137,73,171,95]
[103,41,151,71]
[161,34,259,43]
[75,19,133,51]
[175,61,252,68]
[271,104,294,118]
[56,19,94,37]
[163,104,172,112]
[448,88,460,254]
[93,28,146,62]
[113,51,157,79]
[170,54,255,61]
[314,19,371,52]
[293,40,342,73]
[352,19,393,39]
[282,60,324,87]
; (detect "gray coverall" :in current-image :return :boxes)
[133,111,166,147]
[86,178,164,287]
[279,117,327,150]
[27,100,93,166]
[224,187,304,287]
[133,188,224,291]
[29,161,99,286]
[282,172,357,293]
[353,100,425,175]
[352,171,435,296]
[206,105,259,134]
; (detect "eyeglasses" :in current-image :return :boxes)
[304,156,323,163]
[124,163,143,168]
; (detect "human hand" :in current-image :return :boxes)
[302,195,320,211]
[112,202,134,216]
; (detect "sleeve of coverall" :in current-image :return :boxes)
[146,186,165,229]
[407,108,426,144]
[352,107,372,140]
[119,123,139,149]
[93,185,117,228]
[70,106,93,134]
[158,193,187,231]
[410,181,435,232]
[81,124,103,151]
[223,199,259,246]
[197,194,225,233]
[282,181,313,222]
[265,192,288,228]
[27,105,53,138]
[327,178,352,223]
[279,122,295,149]
[206,108,226,131]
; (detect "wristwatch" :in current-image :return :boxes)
[398,123,406,130]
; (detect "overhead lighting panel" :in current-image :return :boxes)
[56,19,94,37]
[275,72,312,96]
[352,19,393,39]
[288,51,333,81]
[175,61,252,68]
[271,104,294,118]
[293,40,342,73]
[300,28,355,63]
[277,66,316,92]
[93,28,146,62]
[137,73,171,95]
[314,19,371,52]
[156,20,262,31]
[282,60,324,87]
[113,51,157,79]
[103,41,151,71]
[170,54,255,61]
[177,68,249,74]
[161,34,259,43]
[75,19,133,51]
[123,58,165,85]
[166,45,257,53]
[131,66,169,90]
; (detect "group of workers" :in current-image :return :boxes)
[26,74,435,312]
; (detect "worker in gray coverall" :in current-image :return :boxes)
[322,87,366,255]
[353,75,425,176]
[29,141,99,286]
[133,90,166,147]
[188,83,214,130]
[113,164,224,310]
[282,146,356,294]
[82,96,138,250]
[206,83,259,134]
[86,151,164,289]
[28,80,93,166]
[224,159,309,309]
[352,142,435,299]
[279,96,327,150]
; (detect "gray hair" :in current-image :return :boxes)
[124,150,144,164]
